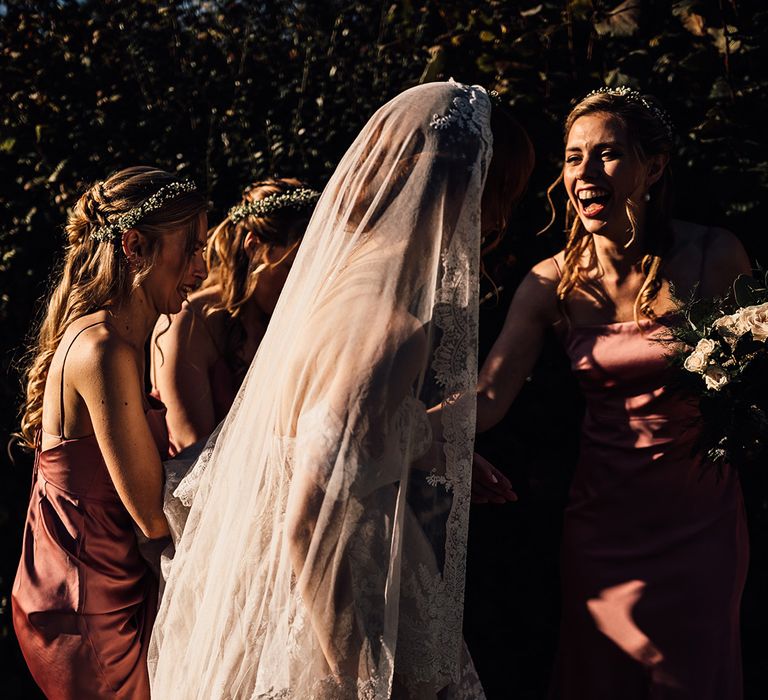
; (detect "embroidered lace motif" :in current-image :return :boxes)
[429,80,491,140]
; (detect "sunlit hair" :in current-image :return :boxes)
[202,178,311,318]
[543,89,674,323]
[18,166,208,449]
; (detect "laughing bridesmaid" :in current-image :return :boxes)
[473,88,751,699]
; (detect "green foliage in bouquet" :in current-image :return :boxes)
[665,273,768,469]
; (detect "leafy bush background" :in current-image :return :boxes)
[1,1,766,697]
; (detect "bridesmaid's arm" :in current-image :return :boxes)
[78,332,169,539]
[476,259,561,433]
[427,258,560,502]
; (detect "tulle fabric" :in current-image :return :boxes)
[149,80,491,699]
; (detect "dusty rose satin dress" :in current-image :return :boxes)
[12,324,169,699]
[553,314,749,699]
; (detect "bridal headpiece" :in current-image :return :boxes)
[228,187,321,224]
[90,179,198,242]
[429,79,491,140]
[585,85,674,139]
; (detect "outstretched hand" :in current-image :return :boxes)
[471,451,518,504]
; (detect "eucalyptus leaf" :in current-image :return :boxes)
[733,274,762,308]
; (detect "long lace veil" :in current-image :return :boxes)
[149,80,492,699]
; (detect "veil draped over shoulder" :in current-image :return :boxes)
[149,80,492,699]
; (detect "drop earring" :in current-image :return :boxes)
[643,192,651,202]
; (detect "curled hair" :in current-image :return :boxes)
[202,178,312,318]
[545,89,674,323]
[18,166,207,449]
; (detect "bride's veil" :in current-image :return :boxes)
[149,80,492,699]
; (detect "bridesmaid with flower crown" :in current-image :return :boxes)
[151,178,318,455]
[12,167,208,699]
[471,88,751,698]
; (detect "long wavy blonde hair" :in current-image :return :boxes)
[203,178,313,318]
[18,166,207,449]
[544,90,674,323]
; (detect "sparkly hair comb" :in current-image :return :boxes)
[228,187,321,223]
[585,86,674,139]
[90,179,198,242]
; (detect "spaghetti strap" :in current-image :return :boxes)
[55,320,111,440]
[551,255,563,279]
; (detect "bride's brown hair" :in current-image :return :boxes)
[18,166,207,449]
[544,90,674,323]
[480,104,535,255]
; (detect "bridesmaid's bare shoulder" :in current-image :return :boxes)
[152,287,223,368]
[512,254,562,328]
[530,251,564,284]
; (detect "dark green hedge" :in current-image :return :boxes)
[1,1,766,696]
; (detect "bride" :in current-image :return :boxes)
[148,79,533,699]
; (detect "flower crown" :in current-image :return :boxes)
[585,86,674,139]
[90,179,198,242]
[228,187,321,224]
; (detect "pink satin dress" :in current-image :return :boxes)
[12,322,169,700]
[553,311,749,699]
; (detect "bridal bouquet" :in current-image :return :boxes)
[667,273,768,469]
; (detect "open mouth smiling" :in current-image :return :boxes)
[577,187,610,217]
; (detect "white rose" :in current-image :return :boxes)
[683,349,708,374]
[683,338,717,373]
[741,302,768,342]
[713,311,750,341]
[703,364,730,391]
[693,338,717,356]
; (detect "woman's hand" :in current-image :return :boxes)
[471,451,517,504]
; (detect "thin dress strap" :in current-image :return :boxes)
[551,255,563,280]
[54,321,110,440]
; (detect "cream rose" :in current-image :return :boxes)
[703,364,730,391]
[741,302,768,342]
[694,338,717,356]
[683,337,717,374]
[684,350,708,374]
[713,311,750,341]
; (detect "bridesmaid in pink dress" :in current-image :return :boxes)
[470,88,752,698]
[12,166,207,699]
[150,178,316,456]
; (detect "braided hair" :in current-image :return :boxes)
[18,166,207,449]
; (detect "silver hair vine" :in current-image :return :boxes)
[227,187,321,224]
[586,86,674,139]
[89,179,198,243]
